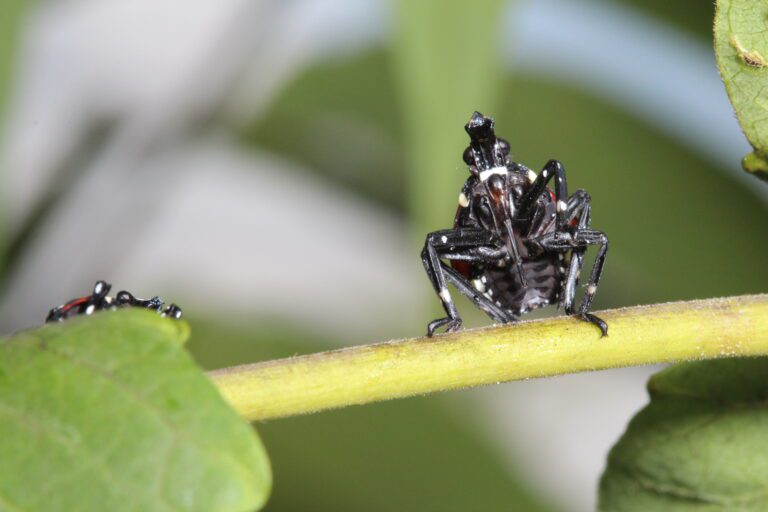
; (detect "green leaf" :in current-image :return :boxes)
[599,358,768,511]
[714,0,768,181]
[0,309,271,512]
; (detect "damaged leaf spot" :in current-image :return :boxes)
[731,36,767,68]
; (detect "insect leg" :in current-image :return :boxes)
[573,229,609,335]
[89,280,112,311]
[162,304,183,319]
[532,226,609,336]
[561,251,583,314]
[113,289,182,318]
[421,228,507,336]
[422,230,467,336]
[441,264,514,324]
[115,290,165,311]
[519,159,568,230]
[560,190,591,313]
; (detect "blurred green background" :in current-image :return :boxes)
[0,0,765,510]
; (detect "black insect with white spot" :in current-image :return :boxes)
[46,280,182,323]
[422,112,609,336]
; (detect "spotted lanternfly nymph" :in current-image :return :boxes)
[421,112,609,336]
[45,280,182,323]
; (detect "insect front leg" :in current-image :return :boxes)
[519,159,569,230]
[421,228,508,336]
[560,190,592,314]
[532,225,609,336]
[561,251,583,314]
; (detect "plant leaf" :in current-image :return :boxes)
[599,358,768,511]
[0,309,271,512]
[714,0,768,181]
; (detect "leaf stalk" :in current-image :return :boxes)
[209,295,768,422]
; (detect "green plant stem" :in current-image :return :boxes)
[209,295,768,422]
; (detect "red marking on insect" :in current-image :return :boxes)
[60,296,89,313]
[451,205,473,278]
[548,189,556,201]
[451,260,472,279]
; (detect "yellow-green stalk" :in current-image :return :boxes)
[210,295,768,422]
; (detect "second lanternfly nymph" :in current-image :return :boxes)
[421,112,609,336]
[46,281,182,323]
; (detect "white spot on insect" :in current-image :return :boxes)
[472,279,486,292]
[527,170,537,183]
[587,284,597,295]
[495,301,502,306]
[541,169,548,178]
[439,287,452,303]
[481,275,487,283]
[458,192,469,208]
[559,266,566,273]
[557,200,567,212]
[441,235,448,243]
[487,288,493,296]
[479,166,508,182]
[85,304,95,315]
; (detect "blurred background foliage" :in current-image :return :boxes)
[1,0,765,511]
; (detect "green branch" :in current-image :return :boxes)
[209,295,768,422]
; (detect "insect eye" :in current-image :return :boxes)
[462,146,474,165]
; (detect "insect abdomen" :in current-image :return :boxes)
[482,256,562,315]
